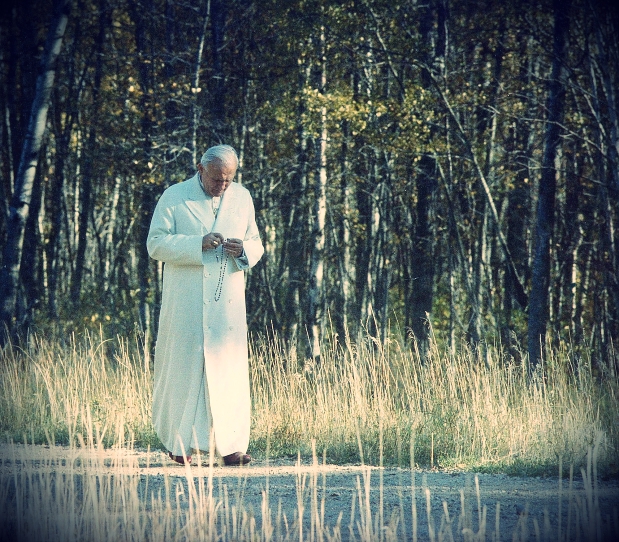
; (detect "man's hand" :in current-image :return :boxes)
[202,232,225,251]
[223,238,243,258]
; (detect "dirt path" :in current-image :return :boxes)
[2,444,618,540]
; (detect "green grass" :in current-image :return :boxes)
[1,327,617,476]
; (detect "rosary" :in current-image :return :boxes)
[214,245,228,302]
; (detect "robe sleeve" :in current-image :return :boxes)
[147,192,204,266]
[233,192,264,271]
[233,250,250,270]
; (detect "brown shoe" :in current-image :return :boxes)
[223,452,251,466]
[168,451,192,465]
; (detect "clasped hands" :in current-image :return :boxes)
[202,233,243,258]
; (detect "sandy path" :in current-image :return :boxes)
[2,444,618,540]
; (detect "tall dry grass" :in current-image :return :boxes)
[249,329,618,473]
[0,330,155,449]
[0,327,617,473]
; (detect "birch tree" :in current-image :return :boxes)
[307,26,328,362]
[0,0,71,339]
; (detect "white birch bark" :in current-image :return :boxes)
[307,27,327,361]
[0,0,71,334]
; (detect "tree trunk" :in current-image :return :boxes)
[72,0,108,308]
[191,0,210,165]
[210,0,227,138]
[407,0,446,353]
[527,0,571,370]
[0,0,71,340]
[467,197,486,346]
[334,127,352,340]
[307,27,327,362]
[46,131,67,318]
[502,29,535,355]
[410,155,436,351]
[354,152,374,329]
[370,169,392,344]
[20,159,45,327]
[593,4,619,346]
[129,0,156,350]
[282,49,310,349]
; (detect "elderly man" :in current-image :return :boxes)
[147,144,264,466]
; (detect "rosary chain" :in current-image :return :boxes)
[214,246,228,302]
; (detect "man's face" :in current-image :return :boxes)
[198,159,236,197]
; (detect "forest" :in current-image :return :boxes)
[1,0,618,368]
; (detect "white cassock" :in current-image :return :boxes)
[147,173,264,456]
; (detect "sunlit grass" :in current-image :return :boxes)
[0,330,157,450]
[249,329,618,474]
[0,327,617,474]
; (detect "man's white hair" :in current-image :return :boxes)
[200,145,239,168]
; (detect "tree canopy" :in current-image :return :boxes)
[1,0,618,368]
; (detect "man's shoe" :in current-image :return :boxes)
[223,452,251,466]
[168,451,192,465]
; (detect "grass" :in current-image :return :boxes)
[0,327,618,540]
[0,330,157,450]
[249,328,618,475]
[0,327,617,475]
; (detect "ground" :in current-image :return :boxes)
[1,444,618,540]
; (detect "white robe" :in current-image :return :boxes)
[147,174,264,456]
